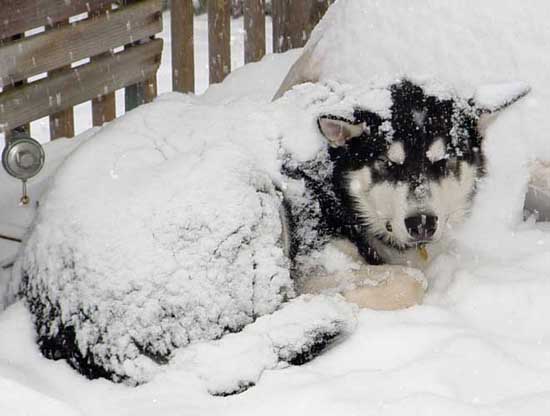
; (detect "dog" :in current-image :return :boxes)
[282,79,530,310]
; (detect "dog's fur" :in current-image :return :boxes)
[283,80,529,309]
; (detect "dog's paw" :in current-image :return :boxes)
[343,266,427,311]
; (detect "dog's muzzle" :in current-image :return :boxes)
[405,213,438,242]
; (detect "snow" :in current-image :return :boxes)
[1,1,550,415]
[474,81,532,113]
[0,376,80,416]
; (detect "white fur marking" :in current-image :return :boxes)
[387,142,405,165]
[426,139,446,163]
[413,110,427,127]
[348,167,372,194]
[350,178,362,193]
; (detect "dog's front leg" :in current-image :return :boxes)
[298,259,427,311]
[345,265,427,310]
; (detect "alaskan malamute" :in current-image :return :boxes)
[284,79,529,310]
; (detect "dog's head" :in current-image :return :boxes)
[318,80,529,250]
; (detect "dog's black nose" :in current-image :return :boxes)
[405,214,438,241]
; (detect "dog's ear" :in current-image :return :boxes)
[318,116,365,147]
[470,82,531,130]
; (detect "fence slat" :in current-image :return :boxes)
[272,0,306,53]
[91,5,116,127]
[92,92,116,127]
[244,0,265,64]
[272,0,331,53]
[0,40,163,131]
[0,0,162,88]
[0,0,113,40]
[49,18,75,140]
[208,0,231,84]
[3,33,30,143]
[49,104,75,139]
[171,0,195,93]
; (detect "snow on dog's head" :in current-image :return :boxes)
[318,79,530,250]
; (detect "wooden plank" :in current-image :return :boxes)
[92,92,116,126]
[0,40,163,131]
[272,0,308,53]
[91,5,116,127]
[3,34,30,143]
[144,74,158,102]
[171,0,195,93]
[49,18,75,140]
[0,0,113,40]
[208,0,231,84]
[0,0,162,88]
[244,0,265,64]
[49,100,75,139]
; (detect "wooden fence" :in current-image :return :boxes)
[0,0,331,143]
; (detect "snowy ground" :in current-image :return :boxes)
[2,1,550,415]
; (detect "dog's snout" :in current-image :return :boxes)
[405,213,438,241]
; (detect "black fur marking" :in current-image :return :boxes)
[279,329,343,366]
[25,284,120,382]
[210,381,256,397]
[284,79,488,266]
[23,268,173,385]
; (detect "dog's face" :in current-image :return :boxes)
[318,80,529,250]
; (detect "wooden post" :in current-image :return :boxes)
[171,0,195,93]
[3,34,30,144]
[208,0,231,84]
[272,0,332,54]
[272,0,308,53]
[272,0,284,53]
[49,20,75,140]
[244,0,265,64]
[91,5,116,127]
